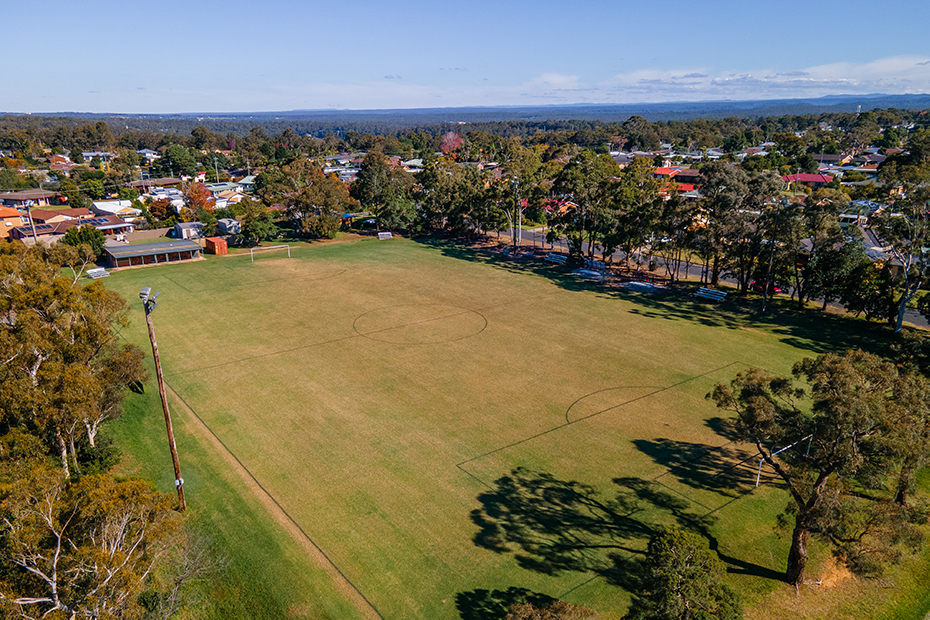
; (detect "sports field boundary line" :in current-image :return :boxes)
[161,274,193,293]
[455,361,748,487]
[162,383,385,620]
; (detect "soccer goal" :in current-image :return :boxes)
[250,244,291,262]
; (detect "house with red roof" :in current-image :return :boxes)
[781,173,835,189]
[0,206,30,240]
[652,167,680,179]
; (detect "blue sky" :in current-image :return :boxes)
[5,0,930,113]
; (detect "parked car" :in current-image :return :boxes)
[751,281,782,294]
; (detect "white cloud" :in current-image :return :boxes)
[9,56,930,113]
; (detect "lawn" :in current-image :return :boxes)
[104,237,928,619]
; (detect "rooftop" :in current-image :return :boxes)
[105,239,202,259]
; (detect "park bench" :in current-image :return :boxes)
[694,287,726,302]
[545,254,568,264]
[584,258,605,271]
[86,268,110,279]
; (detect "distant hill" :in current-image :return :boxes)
[5,94,930,136]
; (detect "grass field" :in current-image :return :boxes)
[103,237,928,619]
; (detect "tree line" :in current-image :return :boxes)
[0,243,223,618]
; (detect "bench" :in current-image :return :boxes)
[545,254,568,264]
[584,258,605,271]
[694,287,726,302]
[86,268,110,279]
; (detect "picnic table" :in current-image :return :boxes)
[694,287,726,302]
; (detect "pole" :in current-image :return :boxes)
[143,302,186,511]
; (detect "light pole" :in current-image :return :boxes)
[140,287,186,511]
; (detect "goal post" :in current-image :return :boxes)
[250,244,291,262]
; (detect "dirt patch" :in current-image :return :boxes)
[816,558,855,588]
[165,384,383,620]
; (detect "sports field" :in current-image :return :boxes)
[104,237,913,619]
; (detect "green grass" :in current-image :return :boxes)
[102,237,928,619]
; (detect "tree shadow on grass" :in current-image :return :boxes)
[455,587,556,620]
[633,434,777,500]
[469,467,784,597]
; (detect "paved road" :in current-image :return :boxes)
[501,226,929,329]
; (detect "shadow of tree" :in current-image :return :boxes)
[455,587,556,620]
[471,469,708,590]
[633,436,776,499]
[470,467,785,595]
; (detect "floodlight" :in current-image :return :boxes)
[152,292,160,302]
[140,287,151,301]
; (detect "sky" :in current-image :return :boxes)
[4,0,930,114]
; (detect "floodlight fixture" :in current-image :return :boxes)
[140,287,151,301]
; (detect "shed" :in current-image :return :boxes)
[204,237,228,255]
[104,239,202,268]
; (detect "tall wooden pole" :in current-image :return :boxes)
[143,301,186,511]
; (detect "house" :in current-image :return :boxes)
[30,208,94,225]
[217,218,242,235]
[215,189,245,206]
[652,167,681,180]
[204,182,242,196]
[49,154,79,174]
[237,175,257,192]
[104,239,202,268]
[812,153,852,166]
[0,189,60,209]
[0,206,30,240]
[174,222,203,239]
[136,149,160,164]
[672,168,702,187]
[9,215,134,242]
[81,150,116,163]
[782,173,835,189]
[127,177,183,191]
[92,200,143,221]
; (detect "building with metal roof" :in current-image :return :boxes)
[104,239,202,269]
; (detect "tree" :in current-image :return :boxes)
[0,462,180,619]
[550,151,618,258]
[351,152,412,212]
[871,163,930,332]
[291,169,357,225]
[154,144,197,178]
[603,158,662,266]
[60,225,106,260]
[624,527,742,620]
[233,198,277,244]
[805,231,871,311]
[183,181,215,216]
[508,600,598,620]
[0,245,148,477]
[709,351,928,586]
[695,162,750,285]
[780,188,847,308]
